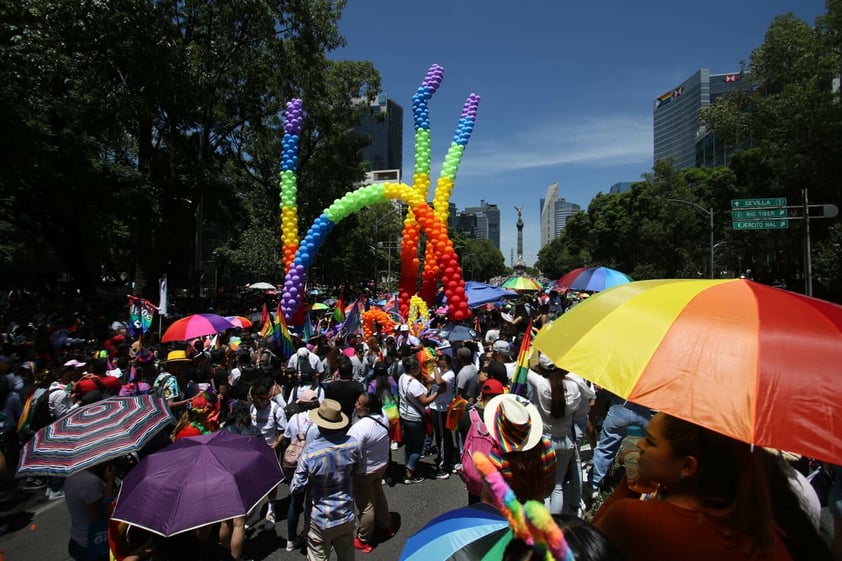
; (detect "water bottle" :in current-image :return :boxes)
[619,425,657,494]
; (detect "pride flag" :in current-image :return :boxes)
[273,301,295,361]
[333,294,345,324]
[259,303,274,339]
[509,318,535,397]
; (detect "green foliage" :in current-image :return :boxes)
[460,238,507,283]
[0,0,381,296]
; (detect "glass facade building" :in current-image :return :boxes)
[356,94,404,174]
[539,183,581,249]
[457,200,501,249]
[653,68,745,170]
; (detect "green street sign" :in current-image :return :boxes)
[732,220,789,230]
[731,197,787,209]
[731,208,788,220]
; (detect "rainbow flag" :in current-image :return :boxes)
[333,294,345,324]
[274,301,295,361]
[510,318,535,397]
[259,303,274,339]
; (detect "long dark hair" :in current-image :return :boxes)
[548,370,568,419]
[503,514,624,561]
[660,414,774,555]
[371,362,394,400]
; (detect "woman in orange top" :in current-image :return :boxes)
[592,412,793,561]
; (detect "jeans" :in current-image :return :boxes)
[402,419,425,474]
[545,434,579,515]
[431,409,455,471]
[288,489,306,541]
[588,401,652,490]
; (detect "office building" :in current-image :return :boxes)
[355,94,404,175]
[653,68,746,170]
[609,182,635,194]
[539,183,581,249]
[456,200,501,249]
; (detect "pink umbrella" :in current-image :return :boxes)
[224,316,253,329]
[161,314,235,343]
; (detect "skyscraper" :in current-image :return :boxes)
[355,93,404,175]
[540,183,581,249]
[456,200,501,249]
[653,68,746,170]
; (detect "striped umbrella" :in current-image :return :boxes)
[224,315,253,329]
[18,395,175,477]
[533,278,842,464]
[554,266,632,292]
[500,276,542,291]
[400,503,511,561]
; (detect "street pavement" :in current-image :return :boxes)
[0,455,469,561]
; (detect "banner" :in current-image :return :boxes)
[129,296,157,337]
[140,299,156,334]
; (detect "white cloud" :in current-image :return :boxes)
[458,114,653,176]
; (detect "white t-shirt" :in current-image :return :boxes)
[289,385,325,403]
[250,401,287,447]
[526,370,582,438]
[65,470,104,547]
[430,369,456,411]
[347,413,390,474]
[398,374,427,423]
[286,351,325,374]
[284,411,316,441]
[229,367,242,387]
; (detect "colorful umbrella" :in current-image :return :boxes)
[458,281,518,307]
[18,395,175,477]
[399,503,511,561]
[111,431,284,537]
[554,266,632,292]
[224,316,253,329]
[161,314,234,342]
[500,277,542,291]
[533,278,842,464]
[308,303,329,311]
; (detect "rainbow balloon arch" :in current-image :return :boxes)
[280,65,479,323]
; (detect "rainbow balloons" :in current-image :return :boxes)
[279,65,479,324]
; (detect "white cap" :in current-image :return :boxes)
[399,324,410,332]
[297,347,310,359]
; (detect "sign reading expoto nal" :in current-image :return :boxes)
[731,198,788,230]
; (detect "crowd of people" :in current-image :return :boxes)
[0,287,839,561]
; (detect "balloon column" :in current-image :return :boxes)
[279,65,479,323]
[280,99,303,272]
[419,93,480,304]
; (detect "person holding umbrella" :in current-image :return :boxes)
[592,413,796,561]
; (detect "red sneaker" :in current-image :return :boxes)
[354,538,373,553]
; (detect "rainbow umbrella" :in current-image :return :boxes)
[400,503,511,561]
[224,315,253,329]
[308,303,329,311]
[533,278,842,464]
[554,266,632,292]
[161,314,235,342]
[500,276,542,291]
[18,395,175,477]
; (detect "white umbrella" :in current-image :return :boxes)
[247,282,276,290]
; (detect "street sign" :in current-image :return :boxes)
[731,197,787,209]
[731,209,788,220]
[732,220,788,230]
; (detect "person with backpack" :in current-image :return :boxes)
[458,378,505,504]
[398,356,446,485]
[151,351,192,411]
[348,391,394,553]
[280,389,320,552]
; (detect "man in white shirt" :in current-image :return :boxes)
[249,380,287,527]
[287,346,325,377]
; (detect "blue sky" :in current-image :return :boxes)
[332,0,827,267]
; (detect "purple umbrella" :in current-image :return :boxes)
[111,431,283,536]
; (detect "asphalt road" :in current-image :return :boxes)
[0,455,469,561]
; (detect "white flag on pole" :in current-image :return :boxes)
[159,275,168,316]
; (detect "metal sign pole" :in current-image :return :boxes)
[803,188,813,296]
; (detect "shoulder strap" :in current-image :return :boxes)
[368,415,390,433]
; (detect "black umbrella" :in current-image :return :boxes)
[437,324,478,342]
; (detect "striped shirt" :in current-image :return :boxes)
[289,432,361,530]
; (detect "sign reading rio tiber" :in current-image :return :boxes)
[731,198,788,230]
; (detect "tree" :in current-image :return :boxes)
[0,0,381,298]
[460,238,507,283]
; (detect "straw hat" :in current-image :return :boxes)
[309,399,349,430]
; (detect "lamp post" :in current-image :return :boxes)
[666,198,714,279]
